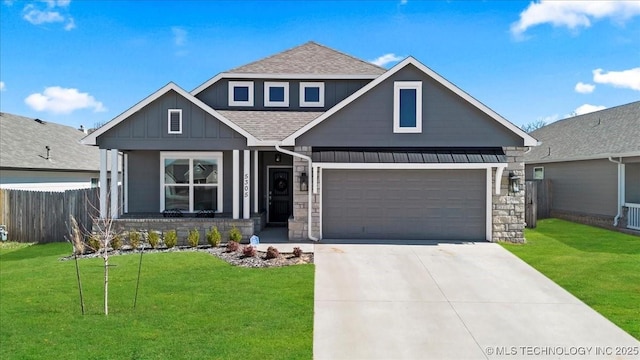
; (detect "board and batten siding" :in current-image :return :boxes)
[97,90,247,150]
[526,159,618,217]
[297,64,524,147]
[195,79,371,111]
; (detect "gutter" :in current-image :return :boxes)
[274,144,319,241]
[607,157,624,226]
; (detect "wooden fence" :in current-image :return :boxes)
[524,179,552,228]
[0,188,100,243]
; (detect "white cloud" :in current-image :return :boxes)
[370,53,404,67]
[172,26,187,46]
[511,1,640,38]
[593,67,640,91]
[0,81,5,91]
[574,82,595,94]
[572,103,606,116]
[25,86,106,114]
[400,0,408,5]
[22,1,75,30]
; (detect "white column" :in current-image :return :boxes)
[232,150,239,219]
[99,149,108,219]
[110,149,119,219]
[123,153,128,213]
[243,150,250,219]
[253,150,259,213]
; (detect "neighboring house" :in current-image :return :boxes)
[524,101,640,231]
[0,112,112,192]
[82,41,537,242]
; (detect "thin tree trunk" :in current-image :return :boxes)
[73,252,85,315]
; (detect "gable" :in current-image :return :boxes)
[296,64,524,147]
[97,90,248,150]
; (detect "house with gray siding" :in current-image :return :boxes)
[82,41,537,242]
[524,101,640,231]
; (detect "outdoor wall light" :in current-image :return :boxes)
[275,154,281,163]
[509,172,521,194]
[300,172,308,192]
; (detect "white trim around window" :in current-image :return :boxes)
[533,166,544,180]
[264,81,289,107]
[160,151,223,213]
[168,109,182,134]
[393,81,422,133]
[299,82,325,107]
[228,81,254,106]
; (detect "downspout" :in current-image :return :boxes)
[275,144,319,241]
[608,157,623,226]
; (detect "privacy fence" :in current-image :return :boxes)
[0,188,100,243]
[524,179,552,228]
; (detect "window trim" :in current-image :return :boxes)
[160,151,223,213]
[264,81,289,107]
[167,109,182,134]
[393,81,422,133]
[533,166,544,180]
[299,82,325,107]
[228,81,254,106]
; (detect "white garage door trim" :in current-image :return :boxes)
[313,162,507,241]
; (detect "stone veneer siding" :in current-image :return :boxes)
[288,145,527,243]
[492,146,526,243]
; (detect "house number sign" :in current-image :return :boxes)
[243,174,250,199]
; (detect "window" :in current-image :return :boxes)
[168,109,182,134]
[533,167,544,180]
[300,82,325,107]
[228,81,254,106]
[264,82,289,107]
[160,152,223,212]
[393,81,422,133]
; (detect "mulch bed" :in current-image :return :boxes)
[61,244,313,268]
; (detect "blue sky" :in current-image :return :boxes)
[1,0,639,130]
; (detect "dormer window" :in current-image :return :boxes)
[393,81,422,133]
[229,81,254,106]
[168,109,182,134]
[264,82,289,107]
[300,82,325,107]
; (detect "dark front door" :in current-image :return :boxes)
[268,168,293,224]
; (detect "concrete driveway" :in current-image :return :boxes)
[313,242,640,360]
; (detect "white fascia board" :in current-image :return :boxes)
[525,151,640,164]
[312,162,505,170]
[283,57,538,147]
[191,72,378,96]
[82,82,259,146]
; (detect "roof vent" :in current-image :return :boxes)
[34,118,46,124]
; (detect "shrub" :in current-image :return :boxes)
[226,240,239,252]
[164,230,178,248]
[129,230,141,249]
[187,228,200,247]
[147,231,160,249]
[228,226,242,243]
[292,246,303,257]
[111,234,123,250]
[266,246,280,259]
[87,235,101,252]
[242,245,256,257]
[207,226,221,247]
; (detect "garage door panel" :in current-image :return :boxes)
[323,169,486,240]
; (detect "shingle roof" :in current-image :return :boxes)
[0,112,100,171]
[227,41,387,75]
[525,101,640,163]
[312,148,507,163]
[216,110,323,141]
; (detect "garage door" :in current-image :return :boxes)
[322,169,486,240]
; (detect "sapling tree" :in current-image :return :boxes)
[65,215,85,315]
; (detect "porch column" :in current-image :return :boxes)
[253,150,259,213]
[123,153,128,213]
[243,150,250,219]
[110,149,119,219]
[99,149,107,219]
[232,150,239,219]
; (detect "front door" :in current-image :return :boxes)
[268,168,293,224]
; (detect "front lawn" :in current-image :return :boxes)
[0,242,314,359]
[502,219,640,340]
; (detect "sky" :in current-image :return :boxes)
[1,0,639,130]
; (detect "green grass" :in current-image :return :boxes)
[502,219,640,340]
[0,243,314,359]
